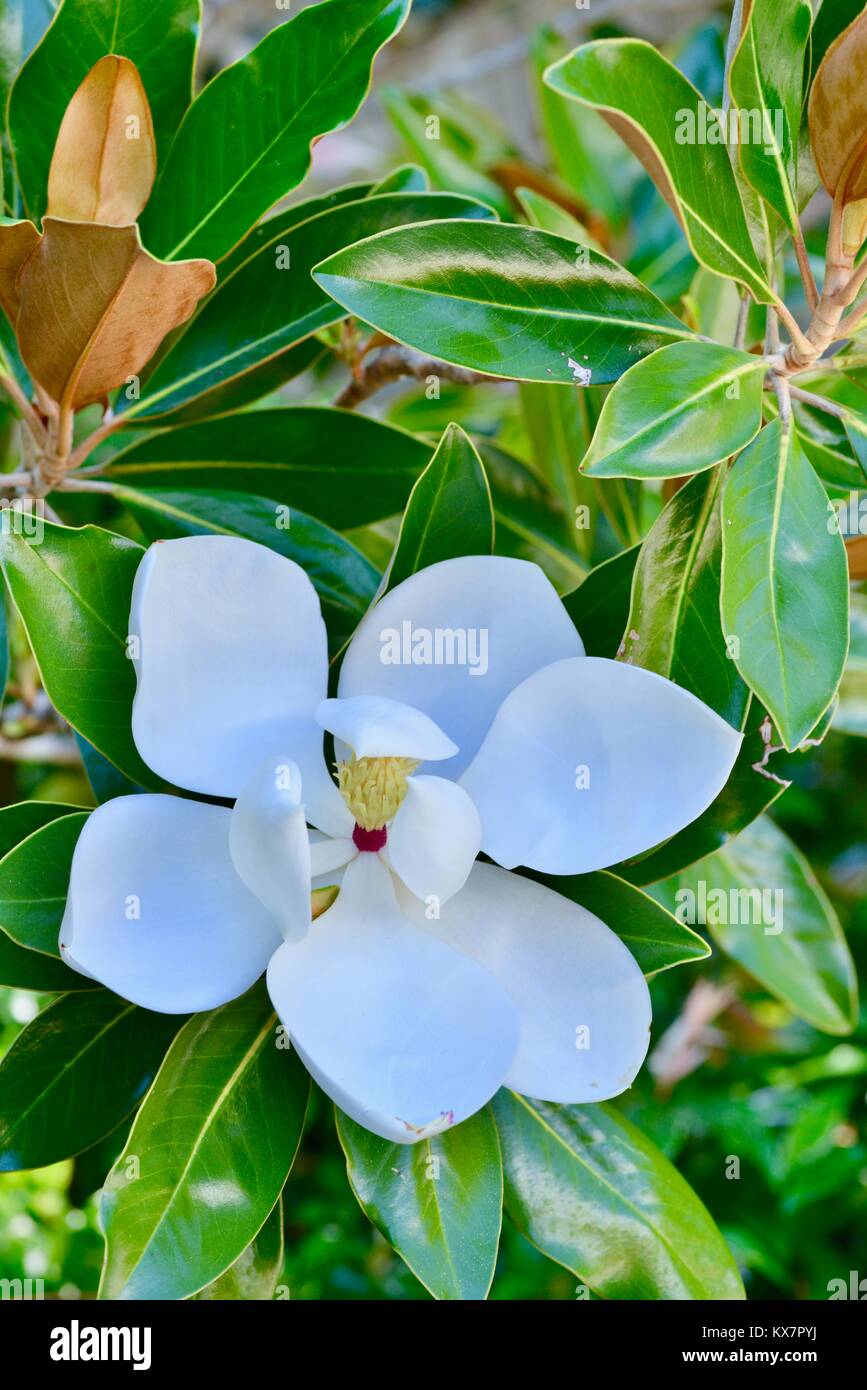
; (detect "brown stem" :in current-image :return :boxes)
[66,413,121,472]
[787,384,849,420]
[334,346,499,409]
[791,223,819,311]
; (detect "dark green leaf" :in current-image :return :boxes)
[0,809,87,955]
[522,868,708,976]
[721,420,849,749]
[384,423,493,592]
[623,469,750,727]
[100,987,309,1300]
[336,1106,502,1300]
[112,485,379,652]
[494,1091,745,1299]
[0,521,157,785]
[75,732,145,803]
[141,0,411,262]
[0,991,180,1171]
[128,191,494,420]
[9,0,200,219]
[103,408,433,530]
[561,546,640,658]
[313,220,696,385]
[581,343,766,480]
[544,38,772,300]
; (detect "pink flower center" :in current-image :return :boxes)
[352,823,388,853]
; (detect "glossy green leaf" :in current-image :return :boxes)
[728,0,812,232]
[581,343,766,480]
[494,1091,745,1299]
[100,987,310,1301]
[544,38,772,301]
[9,0,200,219]
[192,1200,285,1302]
[142,0,410,262]
[313,220,696,385]
[522,868,709,976]
[111,486,378,652]
[561,546,640,658]
[623,469,750,727]
[336,1106,502,1300]
[0,809,87,955]
[104,409,433,530]
[834,591,867,736]
[478,441,587,593]
[666,816,857,1034]
[0,991,181,1171]
[384,423,493,592]
[721,420,850,750]
[0,521,157,786]
[129,191,494,421]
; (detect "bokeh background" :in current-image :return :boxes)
[1,0,865,1300]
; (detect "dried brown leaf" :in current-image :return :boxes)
[17,219,215,409]
[809,11,867,209]
[0,220,40,322]
[46,56,157,226]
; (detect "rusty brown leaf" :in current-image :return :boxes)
[0,220,40,322]
[809,9,867,242]
[16,219,215,409]
[46,55,157,226]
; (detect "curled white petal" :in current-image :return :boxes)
[229,756,312,943]
[386,775,481,906]
[316,694,457,761]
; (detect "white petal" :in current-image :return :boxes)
[400,862,651,1103]
[60,795,282,1013]
[338,556,583,778]
[316,695,457,760]
[130,536,346,833]
[266,853,518,1143]
[229,757,312,943]
[460,657,742,874]
[386,775,481,905]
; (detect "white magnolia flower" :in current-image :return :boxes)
[60,538,742,1143]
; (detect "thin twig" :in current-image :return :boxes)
[334,346,499,409]
[787,384,849,421]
